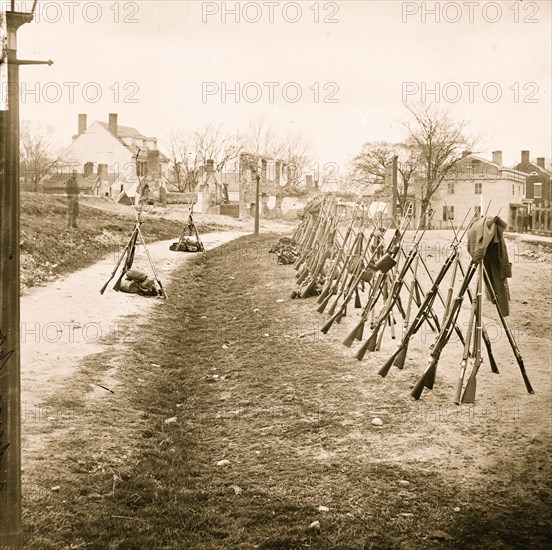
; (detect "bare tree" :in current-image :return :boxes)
[193,123,244,172]
[163,124,245,191]
[242,117,313,187]
[245,115,278,156]
[20,121,60,191]
[163,129,201,192]
[331,172,364,196]
[273,131,312,186]
[403,103,476,225]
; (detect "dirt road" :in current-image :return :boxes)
[20,231,248,410]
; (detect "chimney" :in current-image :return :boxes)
[275,160,282,186]
[305,174,313,191]
[261,158,267,184]
[536,157,545,168]
[239,153,248,177]
[78,114,87,135]
[521,150,530,164]
[108,113,118,136]
[98,164,108,181]
[492,150,503,166]
[206,159,215,173]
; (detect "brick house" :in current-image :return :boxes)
[511,150,551,208]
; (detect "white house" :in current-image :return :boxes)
[45,113,168,202]
[431,151,527,229]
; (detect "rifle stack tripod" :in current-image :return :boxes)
[99,150,167,299]
[170,200,204,253]
[286,195,535,404]
[99,203,167,299]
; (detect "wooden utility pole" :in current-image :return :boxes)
[1,2,51,547]
[254,171,260,235]
[391,155,398,221]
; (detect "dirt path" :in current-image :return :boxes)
[20,230,249,409]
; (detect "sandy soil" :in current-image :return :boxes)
[316,230,552,492]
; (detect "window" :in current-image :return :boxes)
[475,182,482,195]
[443,205,454,221]
[267,162,275,182]
[534,183,542,198]
[84,161,94,178]
[137,161,148,177]
[512,184,515,196]
[474,205,481,217]
[447,181,455,194]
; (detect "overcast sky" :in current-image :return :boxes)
[10,0,552,180]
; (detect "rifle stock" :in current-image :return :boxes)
[343,319,365,347]
[317,292,333,313]
[392,344,408,370]
[300,250,331,298]
[410,354,439,400]
[462,278,483,405]
[456,293,477,401]
[321,314,337,334]
[112,271,125,292]
[461,370,478,403]
[317,285,330,304]
[356,239,420,359]
[99,278,113,295]
[483,333,499,374]
[454,358,469,405]
[327,296,339,316]
[378,345,402,377]
[355,330,378,360]
[354,288,362,308]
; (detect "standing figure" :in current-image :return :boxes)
[66,171,80,229]
[158,179,168,207]
[139,181,150,205]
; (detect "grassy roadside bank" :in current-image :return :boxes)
[22,233,551,549]
[20,192,218,288]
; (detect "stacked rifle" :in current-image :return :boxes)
[279,198,534,404]
[290,195,341,300]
